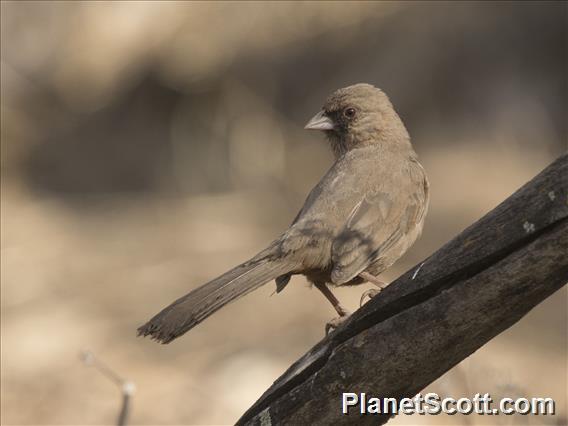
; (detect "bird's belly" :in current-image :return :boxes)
[302,267,333,285]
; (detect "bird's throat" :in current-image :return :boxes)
[326,132,349,159]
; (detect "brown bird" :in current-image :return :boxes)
[138,83,429,343]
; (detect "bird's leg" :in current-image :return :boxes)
[314,282,351,335]
[314,282,349,316]
[359,271,388,288]
[358,271,389,306]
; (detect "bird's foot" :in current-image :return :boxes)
[359,288,382,307]
[358,272,389,306]
[325,310,351,335]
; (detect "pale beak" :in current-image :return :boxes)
[304,110,335,131]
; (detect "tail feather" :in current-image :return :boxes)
[137,255,293,343]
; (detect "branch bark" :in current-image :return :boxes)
[238,153,568,426]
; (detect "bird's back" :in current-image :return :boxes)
[279,144,428,283]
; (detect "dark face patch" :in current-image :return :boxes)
[324,107,356,135]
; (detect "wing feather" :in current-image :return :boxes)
[331,159,428,284]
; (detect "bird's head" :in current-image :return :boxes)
[305,83,410,157]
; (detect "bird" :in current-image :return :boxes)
[138,83,429,343]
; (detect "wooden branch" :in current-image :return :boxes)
[238,153,568,426]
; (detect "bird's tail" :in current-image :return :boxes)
[137,252,294,343]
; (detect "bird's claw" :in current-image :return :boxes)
[360,288,382,307]
[325,312,351,335]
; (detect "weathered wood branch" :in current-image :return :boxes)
[238,153,568,426]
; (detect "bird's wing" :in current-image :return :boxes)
[330,159,428,284]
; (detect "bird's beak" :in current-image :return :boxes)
[304,110,335,131]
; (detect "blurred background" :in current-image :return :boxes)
[1,1,566,425]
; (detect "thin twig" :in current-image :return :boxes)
[80,350,136,426]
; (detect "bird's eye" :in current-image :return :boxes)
[343,107,356,119]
